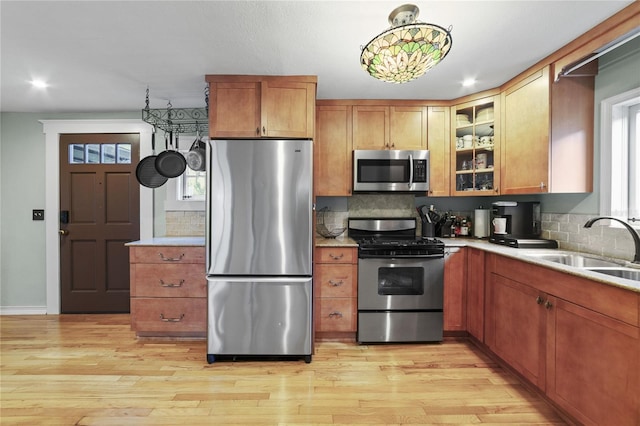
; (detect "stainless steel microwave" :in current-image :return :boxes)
[353,150,430,192]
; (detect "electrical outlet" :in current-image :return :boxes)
[32,209,45,221]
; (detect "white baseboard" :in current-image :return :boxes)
[0,306,48,315]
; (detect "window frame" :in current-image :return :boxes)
[164,136,206,212]
[599,86,640,228]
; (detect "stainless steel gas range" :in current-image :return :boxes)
[348,218,445,343]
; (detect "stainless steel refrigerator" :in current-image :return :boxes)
[205,139,313,364]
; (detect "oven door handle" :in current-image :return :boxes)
[358,253,444,259]
[407,154,414,189]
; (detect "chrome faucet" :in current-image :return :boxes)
[583,217,640,264]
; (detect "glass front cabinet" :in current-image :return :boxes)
[450,96,500,196]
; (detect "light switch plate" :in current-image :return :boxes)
[32,209,44,221]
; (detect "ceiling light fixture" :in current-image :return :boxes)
[360,4,453,84]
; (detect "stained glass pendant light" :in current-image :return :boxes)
[360,4,453,84]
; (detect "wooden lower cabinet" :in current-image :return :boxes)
[485,254,640,425]
[443,247,466,332]
[547,296,639,425]
[129,246,206,338]
[466,248,485,341]
[314,247,358,339]
[486,273,547,388]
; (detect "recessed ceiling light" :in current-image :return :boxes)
[30,79,48,89]
[462,78,476,87]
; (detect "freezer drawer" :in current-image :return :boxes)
[207,277,312,362]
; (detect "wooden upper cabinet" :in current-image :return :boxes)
[207,75,317,139]
[262,79,316,138]
[353,105,427,150]
[501,67,551,194]
[353,106,389,149]
[389,106,427,150]
[209,81,261,138]
[451,96,500,196]
[500,65,594,194]
[427,106,450,196]
[315,104,353,196]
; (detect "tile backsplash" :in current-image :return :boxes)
[542,213,635,262]
[165,211,205,236]
[167,199,636,263]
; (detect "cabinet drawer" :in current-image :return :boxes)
[130,264,206,298]
[316,298,357,332]
[315,264,357,298]
[130,246,205,264]
[316,247,355,263]
[131,298,206,334]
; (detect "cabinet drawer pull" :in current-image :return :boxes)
[159,313,185,322]
[329,253,344,260]
[159,279,185,288]
[329,279,344,287]
[158,253,185,262]
[328,311,343,319]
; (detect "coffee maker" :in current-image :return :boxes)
[489,201,558,248]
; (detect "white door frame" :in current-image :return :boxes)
[41,120,153,314]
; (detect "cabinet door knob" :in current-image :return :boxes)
[536,296,544,305]
[544,300,553,310]
[540,182,546,189]
[256,127,260,135]
[262,126,266,135]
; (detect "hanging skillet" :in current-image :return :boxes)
[136,129,169,188]
[155,131,187,178]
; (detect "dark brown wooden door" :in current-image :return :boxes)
[59,134,140,313]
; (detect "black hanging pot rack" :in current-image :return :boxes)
[141,86,209,136]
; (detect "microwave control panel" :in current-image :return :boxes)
[414,160,427,182]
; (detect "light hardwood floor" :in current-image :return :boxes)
[1,314,567,425]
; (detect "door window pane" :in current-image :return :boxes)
[69,144,85,163]
[86,144,100,163]
[117,144,131,163]
[101,144,116,163]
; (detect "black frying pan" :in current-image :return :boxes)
[136,130,168,188]
[155,131,187,178]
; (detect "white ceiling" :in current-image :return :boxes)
[0,0,634,113]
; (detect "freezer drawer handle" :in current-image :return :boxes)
[158,253,185,262]
[159,279,185,288]
[328,312,343,319]
[328,279,344,287]
[329,253,344,260]
[159,314,185,322]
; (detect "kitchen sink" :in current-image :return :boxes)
[523,252,623,268]
[585,267,640,282]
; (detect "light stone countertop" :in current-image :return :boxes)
[441,238,640,293]
[126,237,205,247]
[314,235,640,293]
[315,235,359,247]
